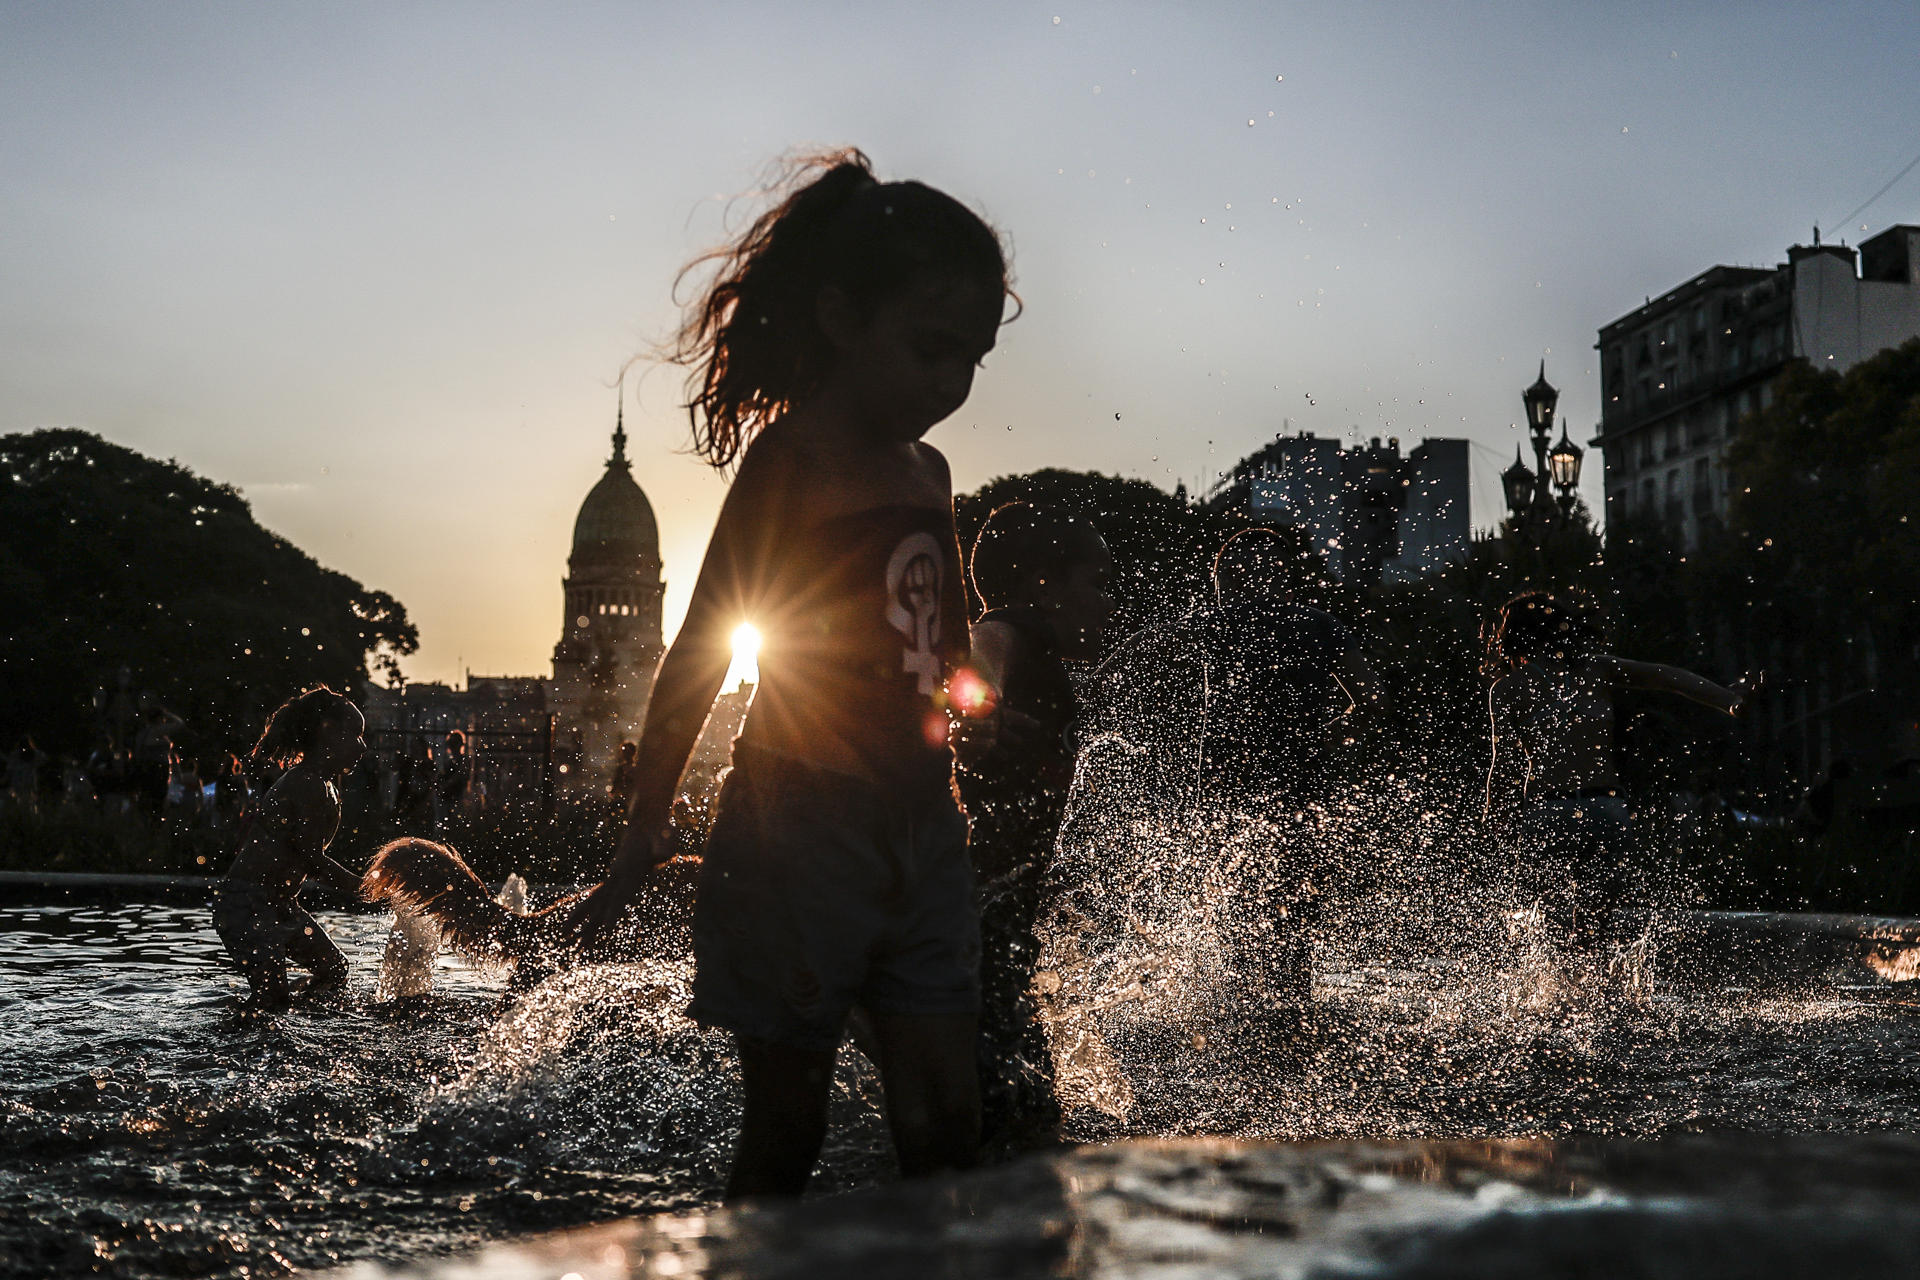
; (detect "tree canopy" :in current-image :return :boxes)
[1713,339,1920,682]
[955,467,1255,637]
[0,429,418,759]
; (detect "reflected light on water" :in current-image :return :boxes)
[724,623,761,690]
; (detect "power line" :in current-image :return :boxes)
[1825,137,1920,237]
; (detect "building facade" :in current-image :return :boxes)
[548,407,666,793]
[362,405,669,805]
[1210,432,1470,583]
[1594,224,1920,548]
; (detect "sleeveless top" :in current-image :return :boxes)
[735,504,968,792]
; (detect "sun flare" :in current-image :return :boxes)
[725,622,762,690]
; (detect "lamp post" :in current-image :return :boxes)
[1501,446,1536,524]
[1548,425,1584,516]
[1504,363,1585,536]
[1521,361,1559,516]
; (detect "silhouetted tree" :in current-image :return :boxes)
[0,429,418,759]
[1706,342,1920,723]
[955,468,1252,637]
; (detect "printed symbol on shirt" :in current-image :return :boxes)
[884,532,944,695]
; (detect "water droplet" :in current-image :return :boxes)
[1052,13,1060,22]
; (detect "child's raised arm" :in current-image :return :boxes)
[1611,657,1746,716]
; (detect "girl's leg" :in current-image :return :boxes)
[282,906,349,992]
[239,949,293,1009]
[869,1012,980,1178]
[728,1035,837,1201]
[215,904,293,1009]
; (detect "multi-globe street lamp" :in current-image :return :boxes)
[1506,362,1584,530]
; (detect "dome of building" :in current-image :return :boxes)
[570,415,660,568]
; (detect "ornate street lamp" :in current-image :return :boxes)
[1548,426,1584,511]
[1501,446,1537,519]
[1522,361,1559,436]
[1522,361,1558,513]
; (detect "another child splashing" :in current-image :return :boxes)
[958,501,1114,1149]
[1486,591,1747,954]
[213,686,368,1010]
[575,149,1015,1199]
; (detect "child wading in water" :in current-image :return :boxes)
[1486,591,1747,953]
[213,686,368,1009]
[576,150,1014,1199]
[957,502,1113,1148]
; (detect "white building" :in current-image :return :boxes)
[1594,223,1920,547]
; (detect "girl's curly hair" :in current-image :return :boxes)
[249,685,356,776]
[664,148,1017,469]
[1492,590,1605,667]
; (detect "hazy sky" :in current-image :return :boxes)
[7,1,1918,685]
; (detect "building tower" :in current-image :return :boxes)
[550,401,665,792]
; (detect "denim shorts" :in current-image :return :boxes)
[687,746,979,1052]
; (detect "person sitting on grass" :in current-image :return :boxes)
[211,686,368,1010]
[957,500,1114,1151]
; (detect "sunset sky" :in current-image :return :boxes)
[6,2,1918,685]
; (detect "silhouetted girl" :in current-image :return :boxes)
[578,149,1014,1199]
[212,686,368,1009]
[1486,591,1746,953]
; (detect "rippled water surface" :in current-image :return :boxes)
[0,901,893,1279]
[3,895,1918,1279]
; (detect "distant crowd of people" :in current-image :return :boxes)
[6,705,247,831]
[3,695,490,845]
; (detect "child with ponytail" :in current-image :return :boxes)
[575,149,1015,1198]
[212,685,368,1009]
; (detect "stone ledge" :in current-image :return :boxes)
[315,1134,1920,1279]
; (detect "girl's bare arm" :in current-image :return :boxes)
[605,447,790,880]
[1611,657,1745,716]
[1483,676,1530,818]
[279,775,362,894]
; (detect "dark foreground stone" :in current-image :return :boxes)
[319,1133,1920,1279]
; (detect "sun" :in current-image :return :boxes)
[724,622,762,690]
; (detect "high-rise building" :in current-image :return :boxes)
[1209,432,1470,583]
[1593,223,1920,547]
